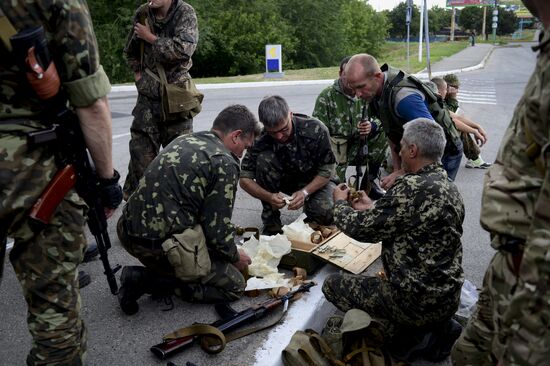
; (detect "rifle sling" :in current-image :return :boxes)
[163,307,287,354]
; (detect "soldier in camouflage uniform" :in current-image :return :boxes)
[122,0,199,198]
[312,56,388,199]
[442,73,491,169]
[345,54,464,188]
[452,1,550,364]
[324,119,464,362]
[0,0,121,364]
[240,96,337,235]
[117,105,260,314]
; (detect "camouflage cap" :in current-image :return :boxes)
[443,73,460,87]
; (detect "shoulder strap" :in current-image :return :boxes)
[0,10,17,51]
[163,323,226,354]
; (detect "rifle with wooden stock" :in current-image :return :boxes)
[150,282,316,359]
[9,25,122,294]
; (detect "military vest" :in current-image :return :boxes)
[377,64,462,155]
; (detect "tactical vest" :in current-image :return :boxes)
[377,64,462,156]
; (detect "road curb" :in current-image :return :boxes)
[251,265,338,366]
[110,47,496,93]
[414,45,495,79]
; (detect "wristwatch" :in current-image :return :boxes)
[301,189,309,200]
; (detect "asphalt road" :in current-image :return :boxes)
[0,43,538,366]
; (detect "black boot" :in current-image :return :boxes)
[118,266,177,315]
[78,270,91,289]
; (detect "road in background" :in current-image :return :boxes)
[0,43,537,366]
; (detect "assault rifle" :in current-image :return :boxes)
[10,26,121,294]
[350,103,370,193]
[150,282,316,359]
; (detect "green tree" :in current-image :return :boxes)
[428,6,453,33]
[488,8,518,35]
[458,6,484,33]
[278,0,347,68]
[188,0,296,76]
[340,0,388,57]
[88,0,136,83]
[386,2,420,38]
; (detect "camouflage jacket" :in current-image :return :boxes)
[124,0,198,100]
[445,96,459,113]
[480,30,550,362]
[240,113,336,181]
[312,79,382,139]
[334,163,464,317]
[123,131,240,263]
[0,0,111,123]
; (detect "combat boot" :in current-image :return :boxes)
[118,266,177,315]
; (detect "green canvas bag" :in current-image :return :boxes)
[162,224,211,282]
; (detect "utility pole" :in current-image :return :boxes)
[418,0,424,62]
[424,0,431,79]
[406,0,413,72]
[492,0,498,44]
[450,7,456,42]
[482,6,487,40]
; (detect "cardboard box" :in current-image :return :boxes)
[279,231,381,275]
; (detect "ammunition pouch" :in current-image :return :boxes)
[329,136,349,165]
[146,64,203,122]
[162,224,211,282]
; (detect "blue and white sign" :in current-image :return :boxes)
[265,44,283,74]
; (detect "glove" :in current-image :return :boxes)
[98,169,123,209]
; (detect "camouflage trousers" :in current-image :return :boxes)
[254,150,335,228]
[117,218,245,303]
[323,273,456,339]
[1,127,87,365]
[123,96,193,198]
[337,131,389,183]
[451,250,549,365]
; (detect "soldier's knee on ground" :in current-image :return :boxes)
[321,273,341,302]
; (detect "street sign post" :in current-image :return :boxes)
[264,44,284,79]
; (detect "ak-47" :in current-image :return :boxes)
[10,26,122,294]
[150,282,316,359]
[349,103,370,195]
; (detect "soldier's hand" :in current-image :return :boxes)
[134,72,141,82]
[351,191,374,211]
[235,249,252,272]
[288,190,306,210]
[474,128,487,146]
[380,170,403,190]
[269,192,286,209]
[333,183,349,202]
[134,22,157,44]
[357,120,372,137]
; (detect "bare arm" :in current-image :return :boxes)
[380,140,404,189]
[288,175,330,210]
[450,112,487,145]
[75,96,114,179]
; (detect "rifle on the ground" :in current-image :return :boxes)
[150,282,316,359]
[10,26,121,294]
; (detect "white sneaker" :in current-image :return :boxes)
[465,157,491,169]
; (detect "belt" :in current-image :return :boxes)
[121,219,164,250]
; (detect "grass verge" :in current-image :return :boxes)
[194,41,471,84]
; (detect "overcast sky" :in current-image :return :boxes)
[370,0,448,11]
